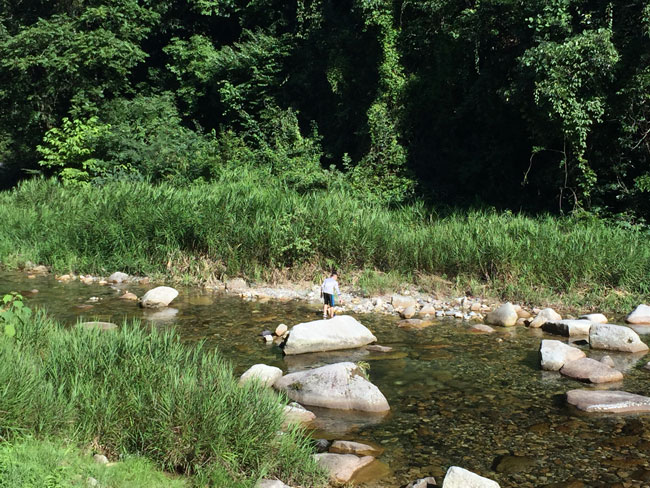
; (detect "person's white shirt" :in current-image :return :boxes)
[321,277,340,295]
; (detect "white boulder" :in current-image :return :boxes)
[442,466,500,488]
[140,286,178,308]
[539,340,586,371]
[542,319,592,337]
[626,304,650,324]
[239,364,283,387]
[283,316,377,355]
[529,308,562,328]
[579,313,608,324]
[391,294,417,309]
[485,303,518,327]
[589,323,649,353]
[274,362,390,412]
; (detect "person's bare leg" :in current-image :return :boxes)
[323,303,328,318]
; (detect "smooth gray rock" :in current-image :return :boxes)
[391,294,417,309]
[567,389,650,413]
[470,324,495,334]
[79,321,117,331]
[542,319,592,337]
[485,303,518,327]
[540,340,586,371]
[239,364,283,387]
[108,271,129,283]
[401,306,416,319]
[314,453,375,484]
[283,316,377,355]
[282,402,316,427]
[274,362,390,412]
[140,286,178,308]
[529,308,562,328]
[626,304,650,324]
[442,466,500,488]
[560,357,623,383]
[579,313,608,324]
[589,323,649,353]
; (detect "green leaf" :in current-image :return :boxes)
[4,322,16,338]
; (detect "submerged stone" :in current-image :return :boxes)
[567,389,650,413]
[329,440,383,456]
[314,453,375,484]
[560,357,623,383]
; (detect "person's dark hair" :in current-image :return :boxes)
[330,270,337,277]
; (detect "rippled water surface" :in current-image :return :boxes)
[3,271,650,487]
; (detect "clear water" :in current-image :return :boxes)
[3,271,650,488]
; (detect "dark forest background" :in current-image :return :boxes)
[1,0,650,219]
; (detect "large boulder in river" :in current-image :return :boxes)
[560,357,623,383]
[542,319,592,337]
[485,303,518,327]
[540,340,586,371]
[283,316,376,355]
[529,308,562,328]
[442,466,500,488]
[274,362,390,412]
[567,389,650,413]
[626,304,650,324]
[140,286,178,308]
[239,364,283,387]
[589,323,649,353]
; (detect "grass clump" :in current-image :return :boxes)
[0,437,187,488]
[1,172,650,311]
[0,306,326,487]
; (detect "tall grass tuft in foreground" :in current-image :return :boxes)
[1,172,650,309]
[0,308,326,487]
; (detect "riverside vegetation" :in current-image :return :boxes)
[1,174,650,313]
[0,294,327,487]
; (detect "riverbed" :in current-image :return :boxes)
[2,270,650,487]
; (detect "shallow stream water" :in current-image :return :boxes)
[3,271,650,488]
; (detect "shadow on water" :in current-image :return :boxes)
[3,270,650,488]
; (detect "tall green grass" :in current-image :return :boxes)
[1,172,649,309]
[0,309,326,487]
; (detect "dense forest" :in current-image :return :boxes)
[1,0,649,218]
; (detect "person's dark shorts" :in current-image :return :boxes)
[323,293,334,306]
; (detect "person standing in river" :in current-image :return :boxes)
[321,271,340,319]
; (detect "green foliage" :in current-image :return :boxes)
[0,308,327,486]
[1,292,31,339]
[0,437,187,488]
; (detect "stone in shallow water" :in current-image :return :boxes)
[485,303,518,327]
[579,313,607,324]
[239,364,283,387]
[366,344,393,352]
[329,440,383,456]
[540,339,585,371]
[140,286,178,307]
[530,308,562,328]
[398,318,434,329]
[567,389,650,413]
[470,324,495,334]
[283,316,377,355]
[494,455,536,474]
[626,304,650,324]
[314,453,375,484]
[282,402,315,427]
[441,466,500,487]
[589,323,649,353]
[542,319,592,337]
[274,362,390,412]
[108,271,129,283]
[560,357,623,383]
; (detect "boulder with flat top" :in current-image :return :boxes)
[274,362,390,412]
[540,340,586,371]
[283,316,377,355]
[589,323,649,353]
[567,389,650,413]
[542,319,592,337]
[140,286,178,308]
[626,304,650,324]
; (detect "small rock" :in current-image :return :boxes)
[392,294,417,309]
[470,302,482,312]
[263,334,273,343]
[283,402,316,427]
[401,306,416,319]
[239,364,283,387]
[517,309,532,319]
[560,357,623,383]
[470,324,495,334]
[398,318,433,328]
[485,303,518,327]
[405,476,437,488]
[329,440,383,456]
[275,324,288,336]
[516,317,527,326]
[314,453,375,484]
[140,286,178,308]
[579,313,607,324]
[366,345,393,352]
[119,291,138,300]
[27,274,36,279]
[442,466,500,487]
[529,307,562,328]
[600,355,616,368]
[420,305,436,315]
[93,454,109,464]
[139,277,150,285]
[57,274,72,282]
[108,271,129,283]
